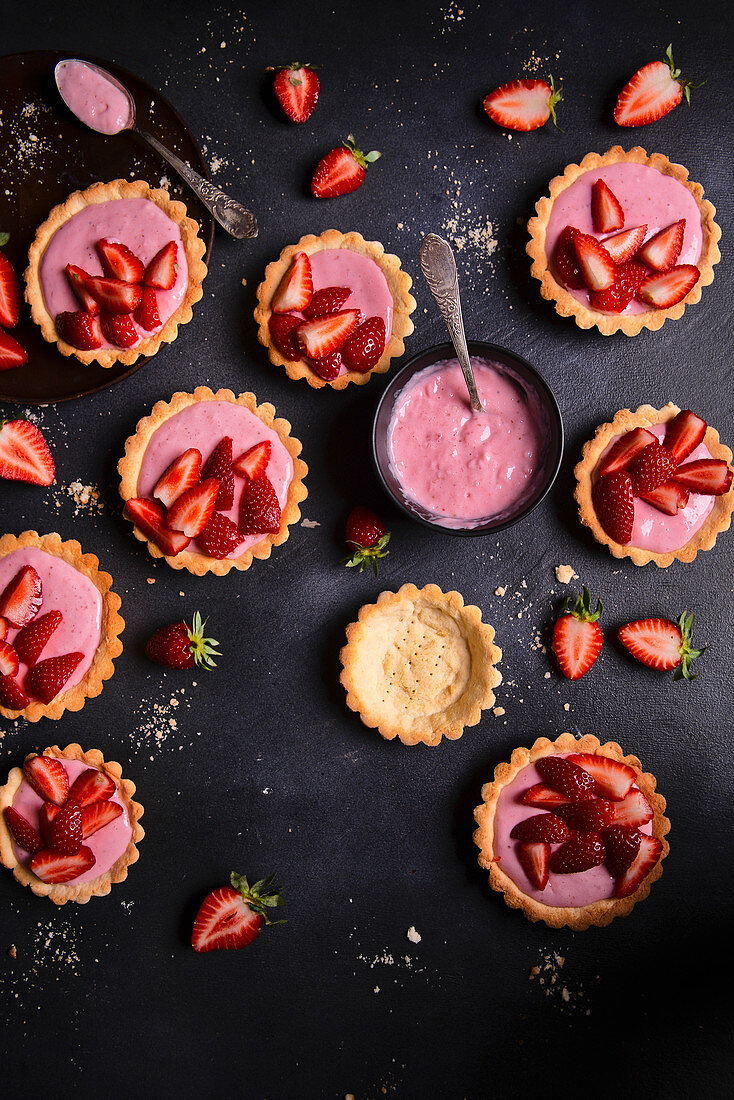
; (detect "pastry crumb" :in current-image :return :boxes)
[147,578,155,584]
[301,518,320,528]
[406,926,421,944]
[8,945,16,958]
[555,564,578,584]
[529,965,540,979]
[494,585,507,597]
[544,671,551,679]
[493,706,505,717]
[563,703,570,711]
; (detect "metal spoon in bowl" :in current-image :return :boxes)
[54,58,258,239]
[418,233,485,414]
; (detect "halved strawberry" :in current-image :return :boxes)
[0,616,7,640]
[272,252,313,313]
[591,179,624,233]
[271,63,321,123]
[637,264,699,308]
[13,610,62,666]
[483,76,562,131]
[81,800,122,838]
[191,872,284,952]
[629,441,677,496]
[549,833,606,874]
[0,252,21,327]
[612,789,654,830]
[551,587,604,681]
[567,753,636,801]
[573,233,616,291]
[29,845,95,884]
[614,45,693,127]
[614,834,662,898]
[302,286,351,319]
[599,426,657,477]
[618,612,705,680]
[48,799,83,855]
[592,470,634,545]
[341,316,386,373]
[202,437,235,510]
[55,310,103,350]
[521,783,569,809]
[0,675,29,710]
[311,135,381,198]
[601,225,647,264]
[153,448,202,509]
[0,419,55,486]
[674,459,733,496]
[637,219,685,271]
[167,478,219,538]
[309,350,343,381]
[589,259,647,313]
[3,807,43,854]
[663,409,707,463]
[509,813,571,844]
[96,238,144,282]
[0,329,28,370]
[297,309,360,359]
[26,652,83,704]
[536,755,597,798]
[198,513,244,559]
[268,313,303,360]
[639,481,689,516]
[38,802,60,846]
[84,276,142,314]
[23,755,69,805]
[125,497,191,557]
[144,242,178,289]
[0,642,19,677]
[65,264,100,314]
[239,475,281,535]
[602,825,642,876]
[68,767,115,807]
[553,226,585,290]
[233,441,271,481]
[517,842,550,890]
[100,311,138,348]
[0,565,42,627]
[133,287,161,330]
[557,799,616,833]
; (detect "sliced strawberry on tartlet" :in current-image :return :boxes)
[271,251,313,313]
[591,179,624,233]
[153,448,203,509]
[126,497,192,557]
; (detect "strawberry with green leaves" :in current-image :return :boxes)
[192,872,285,952]
[145,611,220,671]
[311,136,381,198]
[618,611,705,680]
[344,507,390,575]
[552,587,603,680]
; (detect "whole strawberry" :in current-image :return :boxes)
[552,587,603,680]
[269,63,320,123]
[344,507,391,575]
[311,135,381,198]
[192,872,285,952]
[145,611,220,670]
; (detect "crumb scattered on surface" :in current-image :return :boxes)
[147,578,155,585]
[301,518,320,528]
[555,564,578,584]
[495,586,507,597]
[7,945,16,959]
[406,926,421,944]
[493,706,505,717]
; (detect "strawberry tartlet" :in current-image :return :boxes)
[25,179,207,367]
[474,733,670,929]
[0,744,143,905]
[527,147,721,335]
[575,404,734,567]
[254,230,416,389]
[118,387,308,575]
[0,532,124,721]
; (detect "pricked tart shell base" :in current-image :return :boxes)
[254,229,416,389]
[473,732,670,931]
[0,532,124,722]
[339,583,502,747]
[118,386,308,576]
[574,403,734,567]
[0,744,144,905]
[526,147,721,336]
[25,179,208,368]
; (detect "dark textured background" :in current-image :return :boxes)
[2,2,733,1097]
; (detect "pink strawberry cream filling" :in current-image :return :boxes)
[0,548,102,696]
[595,422,714,553]
[39,198,188,348]
[10,759,131,884]
[493,754,652,908]
[136,401,294,558]
[56,60,132,135]
[546,162,703,315]
[387,358,547,528]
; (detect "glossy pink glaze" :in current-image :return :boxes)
[39,198,187,349]
[10,758,132,884]
[387,358,546,528]
[136,401,294,559]
[57,61,132,135]
[546,162,703,315]
[596,422,714,553]
[493,753,652,908]
[0,548,102,697]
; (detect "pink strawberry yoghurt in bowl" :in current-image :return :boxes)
[0,547,102,697]
[8,759,132,885]
[594,422,715,554]
[136,400,294,560]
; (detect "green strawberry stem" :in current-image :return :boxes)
[344,532,390,576]
[344,134,381,169]
[564,587,602,623]
[186,611,221,670]
[230,872,286,926]
[546,75,563,127]
[673,610,706,681]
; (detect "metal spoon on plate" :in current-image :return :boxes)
[54,58,257,239]
[418,233,485,414]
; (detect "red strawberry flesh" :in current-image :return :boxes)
[567,753,636,801]
[517,842,550,890]
[153,448,202,510]
[29,845,95,884]
[615,834,662,898]
[81,800,123,838]
[603,825,642,876]
[0,565,42,628]
[96,238,145,283]
[4,807,43,854]
[591,179,624,233]
[599,427,657,477]
[674,459,732,496]
[629,441,677,496]
[24,755,69,806]
[14,610,63,666]
[68,767,116,807]
[49,799,83,855]
[126,497,191,557]
[0,420,55,486]
[144,242,178,289]
[272,252,313,314]
[557,799,616,832]
[664,410,707,464]
[26,652,84,704]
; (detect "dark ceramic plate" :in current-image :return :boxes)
[0,50,215,405]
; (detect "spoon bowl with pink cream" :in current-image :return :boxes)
[373,342,563,536]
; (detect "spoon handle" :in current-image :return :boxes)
[137,128,258,240]
[418,234,484,413]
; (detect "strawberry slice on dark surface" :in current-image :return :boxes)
[0,419,55,486]
[167,478,220,538]
[591,179,624,233]
[297,309,360,359]
[637,219,685,271]
[4,806,43,854]
[536,755,597,798]
[302,286,351,319]
[126,497,191,557]
[268,313,303,360]
[49,799,83,855]
[639,481,689,516]
[55,310,103,350]
[637,264,699,309]
[239,475,282,535]
[202,437,235,510]
[663,409,707,463]
[29,845,96,884]
[272,63,320,123]
[191,872,285,952]
[551,588,604,681]
[509,813,571,844]
[144,241,178,289]
[13,610,63,666]
[25,652,83,704]
[198,512,245,559]
[23,754,69,805]
[81,801,123,839]
[311,135,381,198]
[614,834,662,898]
[341,316,386,373]
[65,264,101,314]
[600,225,647,264]
[96,238,145,282]
[0,329,29,370]
[101,311,138,348]
[614,45,693,127]
[674,459,733,496]
[0,251,21,327]
[553,226,585,290]
[0,674,30,710]
[599,426,657,477]
[517,842,550,890]
[592,470,635,544]
[133,287,161,330]
[0,565,42,627]
[84,276,142,314]
[549,833,605,874]
[272,252,313,313]
[629,441,677,496]
[68,767,116,807]
[482,77,562,130]
[618,612,706,681]
[233,441,271,481]
[153,448,202,510]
